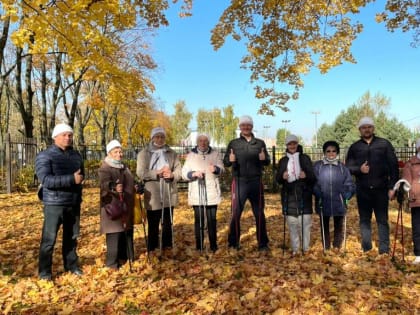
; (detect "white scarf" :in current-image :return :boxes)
[286,152,301,183]
[149,143,169,170]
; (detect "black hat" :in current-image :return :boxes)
[322,141,340,154]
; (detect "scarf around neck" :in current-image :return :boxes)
[286,152,301,183]
[149,143,169,170]
[105,156,124,169]
[322,157,339,165]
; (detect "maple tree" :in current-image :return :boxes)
[211,0,419,114]
[1,188,419,313]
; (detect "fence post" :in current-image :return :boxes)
[5,133,12,193]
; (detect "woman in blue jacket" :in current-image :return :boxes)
[313,141,355,250]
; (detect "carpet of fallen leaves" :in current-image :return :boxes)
[0,187,419,314]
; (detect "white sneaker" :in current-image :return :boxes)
[413,256,420,265]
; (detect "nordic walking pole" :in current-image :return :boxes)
[319,196,326,254]
[281,192,288,256]
[119,191,132,272]
[198,177,204,252]
[138,192,149,262]
[340,194,348,255]
[159,178,165,255]
[166,180,174,249]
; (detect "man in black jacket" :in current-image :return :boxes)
[346,117,399,254]
[223,115,270,250]
[35,123,84,280]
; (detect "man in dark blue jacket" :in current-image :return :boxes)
[35,123,84,280]
[223,115,270,250]
[346,117,399,255]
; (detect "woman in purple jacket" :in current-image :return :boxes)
[313,141,355,251]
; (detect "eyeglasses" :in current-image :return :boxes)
[326,150,337,153]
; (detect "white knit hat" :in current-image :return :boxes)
[106,140,122,154]
[150,127,166,139]
[416,138,420,149]
[358,116,375,128]
[196,133,211,143]
[285,134,299,145]
[239,115,253,126]
[52,123,73,139]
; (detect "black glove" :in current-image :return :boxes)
[135,181,145,194]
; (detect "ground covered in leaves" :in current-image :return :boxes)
[0,187,419,314]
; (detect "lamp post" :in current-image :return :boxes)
[281,120,291,144]
[263,125,270,143]
[311,111,320,148]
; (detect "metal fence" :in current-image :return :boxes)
[0,135,417,193]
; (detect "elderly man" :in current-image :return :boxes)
[223,115,270,251]
[35,123,84,280]
[346,116,399,255]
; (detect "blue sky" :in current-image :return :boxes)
[151,1,420,144]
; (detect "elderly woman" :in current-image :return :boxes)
[98,140,135,269]
[182,133,224,252]
[402,139,420,264]
[276,134,315,255]
[313,141,355,251]
[136,127,182,254]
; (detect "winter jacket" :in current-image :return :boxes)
[313,159,356,216]
[223,134,270,179]
[136,143,182,210]
[182,146,224,206]
[35,144,84,206]
[345,135,399,190]
[402,155,420,208]
[98,160,135,234]
[275,146,315,215]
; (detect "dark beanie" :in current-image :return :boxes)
[322,141,340,154]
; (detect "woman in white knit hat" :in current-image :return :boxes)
[136,127,182,255]
[182,133,224,252]
[98,140,135,269]
[402,138,420,264]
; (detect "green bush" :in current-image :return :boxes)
[14,165,36,193]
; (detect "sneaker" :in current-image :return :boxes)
[70,268,83,276]
[39,274,52,281]
[413,256,420,265]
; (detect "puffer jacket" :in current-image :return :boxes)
[313,159,356,216]
[275,146,315,215]
[98,161,135,234]
[223,134,270,179]
[35,145,84,206]
[136,143,182,210]
[182,147,224,206]
[402,154,420,208]
[345,135,399,190]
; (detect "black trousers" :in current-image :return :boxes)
[193,205,217,251]
[320,215,344,249]
[147,207,173,251]
[105,229,134,269]
[228,177,269,248]
[39,205,80,277]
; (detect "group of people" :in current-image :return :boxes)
[35,115,420,280]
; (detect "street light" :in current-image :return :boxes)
[263,125,270,143]
[281,120,291,144]
[311,111,320,148]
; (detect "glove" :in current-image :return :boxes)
[343,192,352,201]
[135,181,145,194]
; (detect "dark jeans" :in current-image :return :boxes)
[147,207,173,251]
[320,215,344,249]
[412,207,420,256]
[228,178,269,248]
[39,205,80,278]
[193,205,217,251]
[105,229,134,269]
[356,187,390,254]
